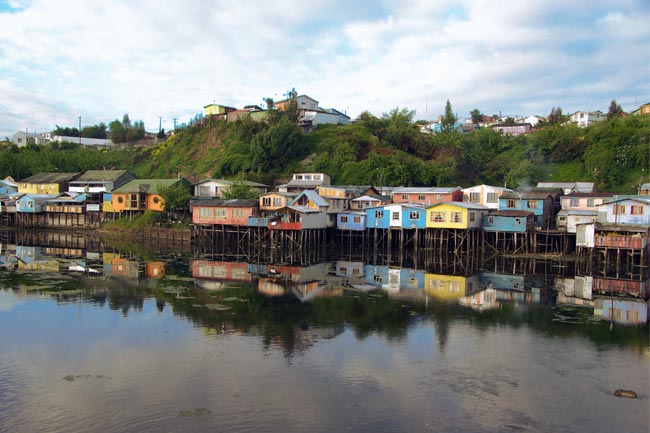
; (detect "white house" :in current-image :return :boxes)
[193,179,269,198]
[462,184,512,210]
[597,197,650,225]
[557,192,614,233]
[569,111,605,128]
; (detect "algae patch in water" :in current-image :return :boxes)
[204,303,231,311]
[63,374,112,382]
[221,297,248,303]
[179,408,212,417]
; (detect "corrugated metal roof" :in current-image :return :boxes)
[393,186,461,194]
[112,179,183,194]
[20,172,80,184]
[71,170,130,182]
[426,201,490,210]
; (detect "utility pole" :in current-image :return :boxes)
[173,118,178,130]
[158,116,162,132]
[78,116,81,145]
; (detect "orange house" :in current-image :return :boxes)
[111,179,189,212]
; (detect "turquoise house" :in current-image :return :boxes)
[498,188,563,228]
[336,211,366,231]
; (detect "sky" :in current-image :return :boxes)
[0,0,648,138]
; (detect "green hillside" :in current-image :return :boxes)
[1,110,648,193]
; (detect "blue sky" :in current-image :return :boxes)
[0,0,648,138]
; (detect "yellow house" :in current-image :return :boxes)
[111,179,189,212]
[424,274,480,300]
[204,103,235,117]
[426,202,489,229]
[18,172,80,195]
[259,192,297,212]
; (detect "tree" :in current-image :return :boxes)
[470,108,483,124]
[108,114,146,143]
[156,128,166,139]
[607,99,624,120]
[547,107,565,125]
[440,99,457,133]
[157,182,191,216]
[222,182,259,199]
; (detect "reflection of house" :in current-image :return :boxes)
[593,277,648,299]
[363,265,401,292]
[111,258,140,278]
[424,274,480,300]
[594,298,649,324]
[480,272,525,291]
[192,179,269,198]
[461,184,512,210]
[15,246,59,271]
[459,288,499,311]
[146,262,165,279]
[253,263,330,300]
[335,261,364,278]
[190,260,251,283]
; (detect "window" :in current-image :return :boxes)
[569,198,579,207]
[515,218,522,224]
[614,205,626,214]
[506,199,517,208]
[375,210,384,219]
[304,175,312,180]
[418,194,425,200]
[630,205,644,215]
[587,198,595,207]
[340,216,348,223]
[435,194,442,201]
[451,212,462,223]
[527,200,538,209]
[409,211,420,220]
[431,212,445,222]
[199,207,212,218]
[152,196,159,204]
[488,216,494,223]
[487,193,498,203]
[295,175,303,180]
[469,212,475,222]
[470,192,480,203]
[215,208,227,219]
[273,197,282,207]
[27,200,33,208]
[392,212,400,221]
[262,197,271,206]
[117,197,124,204]
[314,175,321,180]
[353,216,361,223]
[374,274,382,283]
[232,208,246,218]
[402,194,409,200]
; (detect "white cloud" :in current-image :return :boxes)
[0,0,647,138]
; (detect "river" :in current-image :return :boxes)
[0,238,648,433]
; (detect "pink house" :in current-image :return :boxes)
[392,186,462,205]
[191,199,259,226]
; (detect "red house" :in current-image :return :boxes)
[191,199,259,226]
[392,186,462,205]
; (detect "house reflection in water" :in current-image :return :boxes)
[555,276,595,307]
[15,246,59,272]
[459,288,499,311]
[424,273,480,300]
[594,297,649,325]
[191,259,251,291]
[252,263,338,301]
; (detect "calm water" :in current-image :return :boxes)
[0,242,648,433]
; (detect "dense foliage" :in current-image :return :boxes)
[1,109,648,193]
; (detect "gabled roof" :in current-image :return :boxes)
[194,178,268,188]
[112,179,184,194]
[537,182,594,193]
[427,201,490,211]
[71,170,131,182]
[291,189,329,207]
[501,188,563,200]
[557,210,598,216]
[351,194,391,202]
[597,197,650,206]
[20,172,80,184]
[393,186,461,194]
[562,192,613,198]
